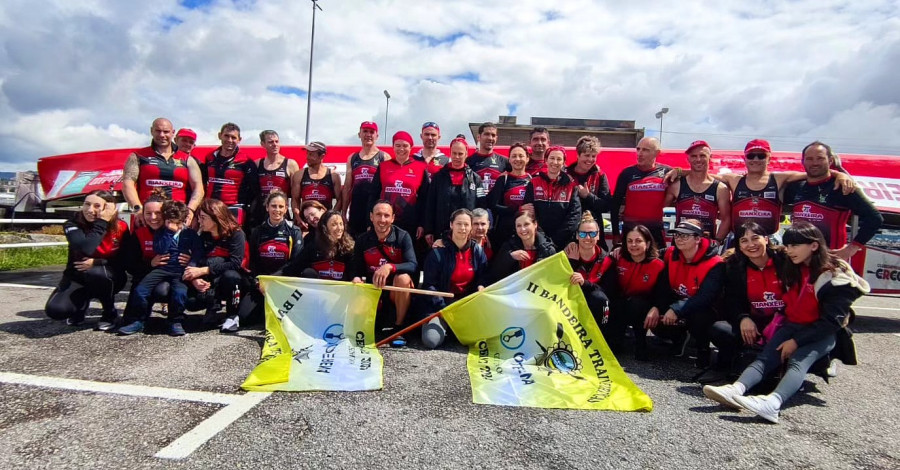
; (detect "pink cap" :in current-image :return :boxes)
[744,139,771,154]
[360,121,378,132]
[176,128,197,141]
[685,140,710,154]
[392,131,413,146]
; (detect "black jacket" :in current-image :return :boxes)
[487,232,557,285]
[424,165,484,238]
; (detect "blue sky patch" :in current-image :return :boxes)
[399,30,469,47]
[636,37,662,49]
[507,103,519,115]
[181,0,214,9]
[450,72,480,82]
[268,85,307,98]
[267,86,355,102]
[543,11,562,21]
[161,15,183,31]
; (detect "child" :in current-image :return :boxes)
[119,201,202,336]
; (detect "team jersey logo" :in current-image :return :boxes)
[629,182,666,191]
[676,283,689,297]
[145,179,184,188]
[384,180,412,196]
[208,177,235,185]
[797,204,825,221]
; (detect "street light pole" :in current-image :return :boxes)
[654,107,669,147]
[383,90,391,144]
[304,0,323,144]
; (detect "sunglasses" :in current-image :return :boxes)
[578,231,599,238]
[746,153,768,160]
[422,121,439,129]
[673,232,698,239]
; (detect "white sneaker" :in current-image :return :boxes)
[220,315,239,333]
[826,359,839,377]
[734,395,780,424]
[703,384,744,410]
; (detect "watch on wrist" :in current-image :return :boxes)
[132,204,142,212]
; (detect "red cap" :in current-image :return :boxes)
[449,137,469,150]
[176,128,197,141]
[360,121,378,132]
[744,139,771,155]
[685,140,710,154]
[392,131,413,146]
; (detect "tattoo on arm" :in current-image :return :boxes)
[123,154,140,181]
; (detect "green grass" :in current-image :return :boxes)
[0,246,68,271]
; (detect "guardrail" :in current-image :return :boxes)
[0,242,67,249]
[0,219,68,224]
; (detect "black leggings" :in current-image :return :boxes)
[193,270,251,318]
[45,267,126,321]
[608,295,654,352]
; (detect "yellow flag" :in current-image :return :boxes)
[241,276,383,392]
[442,252,653,411]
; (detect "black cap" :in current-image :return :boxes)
[668,221,703,236]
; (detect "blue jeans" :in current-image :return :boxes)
[736,322,835,401]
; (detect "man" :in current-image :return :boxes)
[526,127,550,176]
[342,121,387,237]
[258,130,300,202]
[664,141,732,244]
[783,141,882,259]
[174,128,197,156]
[471,208,493,261]
[197,123,261,226]
[610,137,671,248]
[706,139,855,235]
[122,118,204,226]
[291,141,341,224]
[352,201,417,346]
[413,121,448,176]
[466,122,510,193]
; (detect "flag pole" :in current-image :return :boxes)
[380,285,454,298]
[376,311,443,348]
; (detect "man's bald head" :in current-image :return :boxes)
[150,118,174,149]
[636,137,661,169]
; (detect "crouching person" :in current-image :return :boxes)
[563,212,611,343]
[418,209,488,348]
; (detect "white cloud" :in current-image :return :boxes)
[0,0,898,171]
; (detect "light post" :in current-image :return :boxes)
[304,0,323,144]
[655,107,669,147]
[383,89,391,144]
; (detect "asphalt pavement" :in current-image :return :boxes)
[0,267,897,469]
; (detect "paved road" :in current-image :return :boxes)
[0,272,897,469]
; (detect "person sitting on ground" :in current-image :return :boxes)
[118,200,202,336]
[182,198,250,331]
[352,201,417,346]
[564,211,610,339]
[285,210,354,281]
[45,190,127,328]
[646,219,725,368]
[418,209,488,349]
[698,222,788,384]
[599,225,665,360]
[226,190,303,333]
[703,221,868,423]
[487,209,556,284]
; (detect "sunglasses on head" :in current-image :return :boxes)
[422,122,438,129]
[578,231,599,239]
[746,153,767,160]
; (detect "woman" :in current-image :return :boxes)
[647,219,724,368]
[487,142,531,248]
[45,190,127,328]
[488,209,556,284]
[298,199,327,245]
[419,209,488,349]
[564,211,609,332]
[701,222,787,383]
[600,225,665,360]
[183,198,250,331]
[424,137,483,244]
[226,191,303,332]
[286,210,354,281]
[703,222,868,423]
[370,131,429,239]
[566,136,612,251]
[523,146,581,249]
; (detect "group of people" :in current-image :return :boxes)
[45,117,880,423]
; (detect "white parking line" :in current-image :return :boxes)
[0,283,54,290]
[854,306,898,312]
[0,371,271,460]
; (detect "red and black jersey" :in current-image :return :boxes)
[134,145,192,203]
[311,260,348,280]
[298,167,337,209]
[731,174,781,235]
[613,163,671,229]
[674,177,722,236]
[132,225,157,262]
[525,172,582,248]
[466,151,511,192]
[248,220,302,276]
[569,246,606,286]
[566,163,612,215]
[200,148,259,206]
[413,150,449,176]
[352,225,417,278]
[745,257,786,320]
[782,265,819,324]
[257,157,292,199]
[201,230,250,273]
[601,250,665,297]
[526,159,548,177]
[783,176,883,249]
[372,158,429,233]
[347,151,386,234]
[486,173,531,245]
[449,247,476,296]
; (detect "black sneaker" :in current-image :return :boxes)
[96,309,119,331]
[696,368,729,384]
[168,322,186,337]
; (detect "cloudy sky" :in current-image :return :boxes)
[1,0,898,171]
